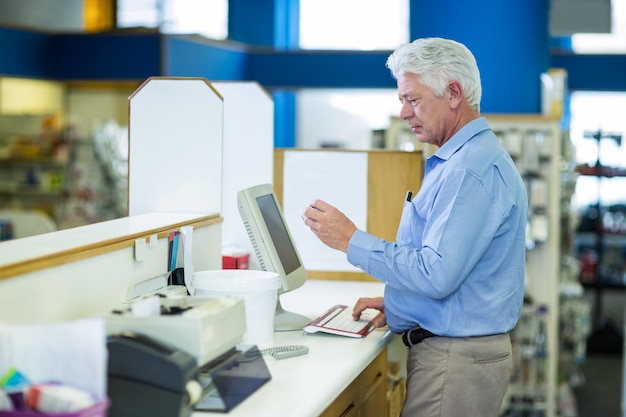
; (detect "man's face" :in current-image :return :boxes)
[396,72,453,147]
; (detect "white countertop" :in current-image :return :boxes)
[0,212,217,267]
[193,279,396,417]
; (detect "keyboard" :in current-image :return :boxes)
[303,304,382,338]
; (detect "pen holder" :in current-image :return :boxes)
[170,267,186,289]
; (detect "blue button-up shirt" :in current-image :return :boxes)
[347,117,528,336]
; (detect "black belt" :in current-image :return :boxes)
[401,327,438,347]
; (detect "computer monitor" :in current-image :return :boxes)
[237,183,311,331]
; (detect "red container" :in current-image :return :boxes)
[222,252,249,270]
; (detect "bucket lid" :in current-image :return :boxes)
[193,269,281,292]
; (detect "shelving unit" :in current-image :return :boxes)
[486,115,562,417]
[0,79,139,234]
[0,77,67,226]
[572,129,625,355]
[0,114,71,224]
[0,158,66,194]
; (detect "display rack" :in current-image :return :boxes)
[0,114,71,225]
[573,129,625,355]
[487,115,562,417]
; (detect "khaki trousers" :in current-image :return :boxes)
[401,333,512,417]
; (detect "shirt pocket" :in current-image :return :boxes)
[396,200,415,245]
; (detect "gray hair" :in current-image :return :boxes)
[386,38,482,112]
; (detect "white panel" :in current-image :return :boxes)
[128,78,223,216]
[211,81,274,269]
[282,150,367,272]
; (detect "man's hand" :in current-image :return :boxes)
[352,297,387,328]
[302,199,357,253]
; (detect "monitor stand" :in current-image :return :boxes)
[274,295,311,331]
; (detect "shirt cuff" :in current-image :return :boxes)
[347,229,379,273]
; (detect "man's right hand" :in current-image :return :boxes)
[302,199,357,253]
[352,297,387,328]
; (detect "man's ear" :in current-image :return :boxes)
[448,81,463,109]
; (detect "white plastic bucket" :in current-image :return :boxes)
[193,269,280,346]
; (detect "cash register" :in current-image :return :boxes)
[105,287,272,417]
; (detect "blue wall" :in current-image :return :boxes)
[164,37,249,80]
[0,26,54,78]
[552,54,626,91]
[409,0,550,114]
[50,32,162,80]
[248,50,394,88]
[0,26,161,80]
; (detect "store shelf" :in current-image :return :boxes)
[0,135,66,232]
[572,130,625,359]
[575,163,626,178]
[0,188,64,197]
[487,115,562,417]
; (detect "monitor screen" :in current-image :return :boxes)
[255,194,301,276]
[237,183,310,330]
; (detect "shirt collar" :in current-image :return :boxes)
[431,117,490,162]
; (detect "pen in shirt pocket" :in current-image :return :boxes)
[405,190,413,202]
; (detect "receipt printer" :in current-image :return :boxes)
[107,331,202,417]
[106,294,246,366]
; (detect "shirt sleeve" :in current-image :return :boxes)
[347,168,512,299]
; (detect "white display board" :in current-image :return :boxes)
[128,77,224,216]
[282,150,368,272]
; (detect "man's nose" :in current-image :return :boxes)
[399,102,412,120]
